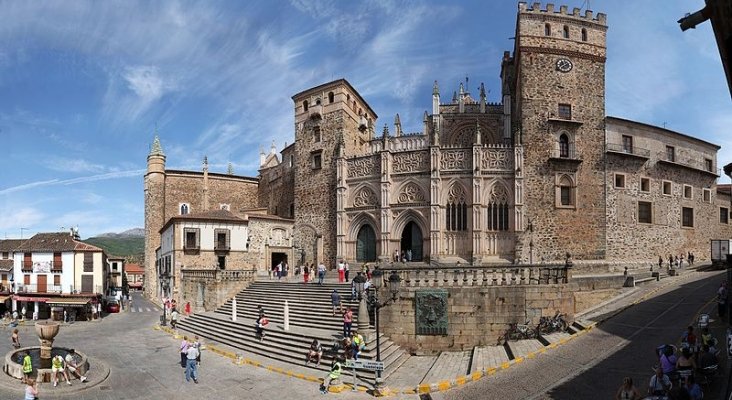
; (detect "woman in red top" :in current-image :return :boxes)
[184,301,191,316]
[303,264,310,283]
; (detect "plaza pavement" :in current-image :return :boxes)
[0,266,721,400]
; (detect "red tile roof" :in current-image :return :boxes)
[15,232,103,253]
[0,259,12,272]
[125,263,144,274]
[160,209,246,233]
[0,239,23,252]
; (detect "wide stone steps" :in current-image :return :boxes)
[176,280,409,380]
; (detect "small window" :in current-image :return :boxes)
[289,155,294,168]
[53,275,61,286]
[180,203,189,215]
[622,135,633,153]
[557,174,575,208]
[313,126,321,143]
[290,203,295,217]
[614,174,626,189]
[315,98,321,106]
[705,158,713,172]
[662,181,672,196]
[703,188,711,203]
[303,100,309,112]
[83,252,93,272]
[581,28,587,42]
[558,104,571,120]
[683,185,692,199]
[559,134,570,158]
[184,228,200,250]
[563,25,569,39]
[312,153,322,170]
[220,204,230,211]
[545,23,551,36]
[214,229,230,251]
[328,92,335,104]
[682,207,694,227]
[638,201,652,224]
[666,145,675,162]
[640,178,650,192]
[721,207,729,224]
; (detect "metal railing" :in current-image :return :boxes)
[606,142,650,157]
[550,147,581,160]
[15,284,103,295]
[656,151,718,174]
[381,264,570,288]
[180,268,257,282]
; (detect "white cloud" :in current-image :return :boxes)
[0,207,44,232]
[0,169,144,195]
[123,65,175,103]
[44,157,106,174]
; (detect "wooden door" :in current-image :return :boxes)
[37,275,47,293]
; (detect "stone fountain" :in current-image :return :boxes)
[4,321,91,382]
[35,321,60,364]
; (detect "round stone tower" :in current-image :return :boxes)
[144,135,166,300]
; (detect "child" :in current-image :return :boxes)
[11,329,20,348]
[24,378,38,400]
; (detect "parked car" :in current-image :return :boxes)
[106,301,120,313]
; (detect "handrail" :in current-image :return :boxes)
[380,264,570,287]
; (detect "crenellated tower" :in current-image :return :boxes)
[144,135,166,299]
[510,2,608,262]
[291,79,378,265]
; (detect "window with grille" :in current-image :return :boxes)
[487,202,509,231]
[446,201,468,231]
[214,229,230,251]
[622,135,633,153]
[666,145,675,162]
[682,207,694,227]
[184,228,200,250]
[638,201,652,224]
[558,104,571,120]
[721,208,729,224]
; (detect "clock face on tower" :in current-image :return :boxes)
[556,58,573,73]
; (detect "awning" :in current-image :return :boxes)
[13,296,50,302]
[0,296,9,303]
[46,300,90,308]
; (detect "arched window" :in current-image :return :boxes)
[487,185,510,231]
[559,134,570,158]
[313,126,321,143]
[315,98,321,106]
[563,25,569,39]
[581,28,587,42]
[303,100,309,112]
[545,23,551,36]
[328,92,334,103]
[352,101,356,112]
[557,175,575,207]
[180,203,189,215]
[446,186,468,231]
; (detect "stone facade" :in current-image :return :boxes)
[145,3,732,305]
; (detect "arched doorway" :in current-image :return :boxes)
[401,221,423,261]
[356,225,377,262]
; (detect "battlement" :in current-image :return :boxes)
[518,2,606,25]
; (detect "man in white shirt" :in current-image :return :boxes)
[317,263,326,285]
[648,367,671,396]
[185,343,200,383]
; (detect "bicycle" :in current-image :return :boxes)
[497,321,537,344]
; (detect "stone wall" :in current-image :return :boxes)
[258,145,296,218]
[514,6,608,263]
[163,172,258,218]
[178,269,256,312]
[379,282,576,354]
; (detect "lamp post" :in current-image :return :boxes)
[160,272,170,326]
[352,272,369,332]
[367,268,401,395]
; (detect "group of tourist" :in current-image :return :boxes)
[658,252,695,270]
[269,261,290,280]
[179,336,202,383]
[18,348,87,400]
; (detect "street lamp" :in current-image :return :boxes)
[160,272,170,326]
[367,268,401,395]
[352,272,369,332]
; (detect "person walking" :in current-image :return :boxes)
[337,260,345,283]
[718,281,728,319]
[343,307,353,338]
[331,290,342,316]
[11,328,20,348]
[344,262,350,282]
[170,308,179,329]
[180,337,189,368]
[193,336,202,365]
[303,264,310,283]
[255,314,269,342]
[21,352,32,384]
[24,378,38,400]
[317,262,326,285]
[184,302,191,317]
[185,342,200,383]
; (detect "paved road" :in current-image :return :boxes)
[439,269,729,400]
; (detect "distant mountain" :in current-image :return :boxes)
[84,230,145,263]
[94,228,145,238]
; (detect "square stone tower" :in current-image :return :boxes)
[291,79,378,265]
[510,3,608,262]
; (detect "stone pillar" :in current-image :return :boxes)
[232,298,237,322]
[196,282,204,308]
[284,300,290,331]
[357,297,369,332]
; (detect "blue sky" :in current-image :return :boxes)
[0,0,729,239]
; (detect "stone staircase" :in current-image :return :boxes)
[176,280,410,380]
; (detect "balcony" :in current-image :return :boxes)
[16,284,104,295]
[656,152,720,177]
[606,142,650,159]
[549,147,583,164]
[547,116,583,126]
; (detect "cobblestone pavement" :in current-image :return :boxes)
[436,268,729,400]
[0,292,389,400]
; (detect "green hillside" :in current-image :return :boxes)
[83,236,145,262]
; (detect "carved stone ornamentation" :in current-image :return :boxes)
[347,156,376,178]
[489,183,510,204]
[448,185,467,203]
[398,182,426,204]
[353,187,378,207]
[481,149,513,171]
[415,289,448,335]
[393,151,429,174]
[440,150,469,170]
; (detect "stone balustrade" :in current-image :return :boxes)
[181,268,257,282]
[381,265,570,288]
